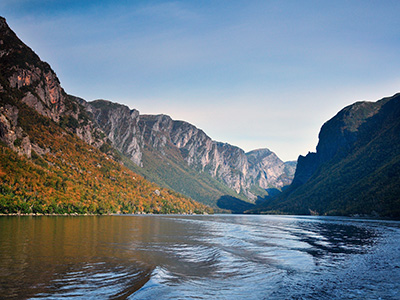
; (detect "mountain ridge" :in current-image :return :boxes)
[0,16,211,215]
[252,93,400,219]
[0,16,294,212]
[85,98,296,207]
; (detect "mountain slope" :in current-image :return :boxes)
[253,93,400,219]
[85,99,296,208]
[0,16,295,213]
[0,16,211,215]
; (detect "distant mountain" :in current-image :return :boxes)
[252,93,400,219]
[0,16,295,213]
[0,16,211,215]
[82,99,296,208]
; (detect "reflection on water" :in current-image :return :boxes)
[0,216,159,299]
[0,215,399,299]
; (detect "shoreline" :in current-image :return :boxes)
[1,213,398,221]
[0,212,209,217]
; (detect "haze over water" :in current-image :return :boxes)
[1,215,399,299]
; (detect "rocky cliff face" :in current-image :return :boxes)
[0,104,31,157]
[246,149,295,189]
[0,16,295,208]
[87,100,296,201]
[0,17,212,216]
[0,17,106,151]
[1,16,66,122]
[255,94,400,219]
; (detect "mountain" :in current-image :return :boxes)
[82,99,296,208]
[252,93,400,219]
[0,16,295,213]
[0,16,211,215]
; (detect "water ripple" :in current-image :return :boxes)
[0,215,399,299]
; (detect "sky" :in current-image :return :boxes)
[2,0,400,161]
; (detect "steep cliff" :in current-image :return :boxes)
[254,93,400,219]
[292,100,387,186]
[0,16,294,212]
[0,17,107,151]
[246,148,295,189]
[86,100,296,206]
[0,16,211,215]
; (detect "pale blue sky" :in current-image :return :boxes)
[2,1,400,161]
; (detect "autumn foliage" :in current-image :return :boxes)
[0,103,212,215]
[0,17,212,215]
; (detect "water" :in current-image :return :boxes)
[0,215,399,299]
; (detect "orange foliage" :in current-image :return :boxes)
[0,104,213,215]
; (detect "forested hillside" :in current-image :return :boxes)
[0,16,211,215]
[252,94,400,219]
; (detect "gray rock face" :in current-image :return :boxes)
[9,67,66,122]
[88,100,143,166]
[9,65,105,148]
[246,149,296,189]
[0,17,107,150]
[0,16,295,204]
[87,100,296,200]
[0,104,31,157]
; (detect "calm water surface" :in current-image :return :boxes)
[0,215,399,299]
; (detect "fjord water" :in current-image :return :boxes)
[1,215,399,299]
